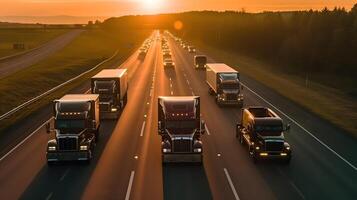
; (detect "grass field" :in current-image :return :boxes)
[196,43,357,137]
[0,28,69,58]
[0,28,150,132]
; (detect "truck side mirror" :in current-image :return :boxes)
[285,123,291,132]
[236,122,242,130]
[200,120,206,134]
[158,121,162,135]
[45,123,51,134]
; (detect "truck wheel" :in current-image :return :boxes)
[283,156,291,165]
[47,161,56,166]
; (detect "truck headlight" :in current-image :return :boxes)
[111,108,118,112]
[285,146,290,150]
[162,148,171,153]
[194,148,202,153]
[255,146,260,150]
[80,145,88,151]
[48,146,56,151]
[280,153,287,156]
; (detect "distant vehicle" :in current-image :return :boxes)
[188,46,196,53]
[91,69,128,119]
[158,96,205,163]
[163,58,175,68]
[46,94,100,165]
[194,55,207,69]
[163,52,172,59]
[183,44,189,49]
[138,47,148,59]
[236,107,291,163]
[206,63,244,106]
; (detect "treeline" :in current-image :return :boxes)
[103,5,357,94]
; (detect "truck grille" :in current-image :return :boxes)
[58,137,77,151]
[265,141,284,151]
[226,93,237,101]
[99,103,110,111]
[173,139,192,153]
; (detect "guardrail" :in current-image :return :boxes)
[0,50,118,122]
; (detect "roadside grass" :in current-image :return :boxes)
[0,28,150,132]
[0,29,69,58]
[196,43,357,137]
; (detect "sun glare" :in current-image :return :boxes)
[142,0,162,11]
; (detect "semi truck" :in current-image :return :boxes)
[158,96,206,163]
[194,55,207,69]
[91,69,128,119]
[236,106,291,163]
[206,63,244,106]
[46,94,100,165]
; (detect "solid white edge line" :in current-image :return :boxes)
[204,124,211,135]
[223,168,240,200]
[241,83,357,171]
[0,117,53,162]
[125,171,135,200]
[140,121,146,137]
[45,192,53,200]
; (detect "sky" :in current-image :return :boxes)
[0,0,355,23]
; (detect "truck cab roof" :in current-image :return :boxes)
[92,69,127,79]
[159,96,199,119]
[58,94,99,102]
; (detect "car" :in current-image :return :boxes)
[163,58,175,67]
[188,46,196,53]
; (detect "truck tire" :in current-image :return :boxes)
[47,161,56,166]
[283,156,291,165]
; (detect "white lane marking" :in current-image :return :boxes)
[171,91,174,95]
[45,192,53,200]
[125,171,135,200]
[140,121,146,137]
[290,181,306,200]
[186,80,190,85]
[242,83,357,171]
[223,168,240,200]
[0,117,53,163]
[204,124,210,135]
[59,168,70,182]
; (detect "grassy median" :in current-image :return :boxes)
[195,43,357,137]
[0,28,150,132]
[0,28,69,58]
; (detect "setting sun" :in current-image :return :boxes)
[141,0,163,11]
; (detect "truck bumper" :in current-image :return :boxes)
[256,151,291,160]
[100,111,120,119]
[217,99,243,106]
[46,151,90,162]
[162,153,203,163]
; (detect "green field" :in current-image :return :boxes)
[0,28,69,58]
[196,43,357,137]
[0,28,150,132]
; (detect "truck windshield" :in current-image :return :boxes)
[196,57,207,64]
[220,73,238,80]
[94,81,116,94]
[56,120,85,130]
[166,120,196,130]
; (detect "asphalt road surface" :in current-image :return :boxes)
[0,31,356,200]
[0,29,83,78]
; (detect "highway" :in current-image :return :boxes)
[0,29,83,78]
[0,31,356,200]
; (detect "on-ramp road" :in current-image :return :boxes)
[0,29,84,78]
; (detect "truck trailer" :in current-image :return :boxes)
[46,94,100,164]
[206,63,243,106]
[158,96,205,163]
[91,69,128,119]
[236,106,291,163]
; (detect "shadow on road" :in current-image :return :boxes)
[19,120,117,200]
[163,163,212,200]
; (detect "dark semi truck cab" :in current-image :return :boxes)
[158,96,205,163]
[91,69,128,119]
[236,106,291,163]
[194,55,207,69]
[46,94,100,165]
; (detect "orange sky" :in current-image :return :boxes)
[0,0,355,16]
